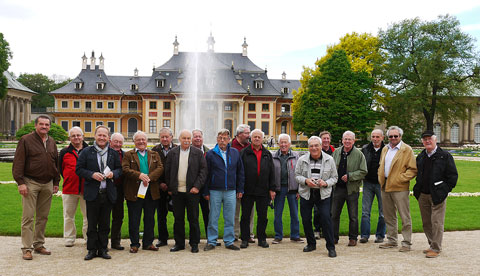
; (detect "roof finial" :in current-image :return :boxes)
[242,37,248,56]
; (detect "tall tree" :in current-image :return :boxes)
[293,50,378,142]
[0,33,13,99]
[17,73,70,108]
[379,14,480,133]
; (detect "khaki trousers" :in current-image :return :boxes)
[418,193,446,252]
[62,193,88,245]
[21,178,53,252]
[234,198,254,239]
[381,190,412,247]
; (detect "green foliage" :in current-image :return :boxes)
[16,73,71,108]
[293,50,379,142]
[379,14,480,132]
[15,121,68,142]
[0,33,13,99]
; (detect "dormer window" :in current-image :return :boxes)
[131,84,139,91]
[254,80,263,89]
[283,87,289,94]
[156,79,165,88]
[75,82,83,89]
[97,82,105,90]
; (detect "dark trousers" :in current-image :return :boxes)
[331,185,359,241]
[86,193,113,251]
[126,189,158,248]
[241,194,269,242]
[313,189,333,232]
[300,190,335,250]
[172,192,200,246]
[110,184,124,246]
[156,190,169,242]
[199,196,210,236]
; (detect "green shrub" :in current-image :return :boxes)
[15,121,68,142]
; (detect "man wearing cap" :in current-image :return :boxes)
[413,130,457,258]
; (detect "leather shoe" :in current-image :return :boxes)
[348,239,357,246]
[216,242,221,246]
[303,244,316,252]
[225,244,240,251]
[359,237,368,243]
[23,250,33,260]
[34,246,51,255]
[328,249,337,258]
[97,250,111,259]
[170,245,185,252]
[204,244,215,251]
[248,238,255,243]
[111,244,124,250]
[191,244,199,253]
[84,250,96,261]
[426,251,439,258]
[258,240,269,248]
[143,245,159,251]
[129,246,138,253]
[156,240,168,247]
[240,241,249,248]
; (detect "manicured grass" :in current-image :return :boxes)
[1,183,479,239]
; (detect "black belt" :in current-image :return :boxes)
[99,188,107,194]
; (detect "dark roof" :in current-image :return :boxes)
[51,51,300,98]
[3,71,36,94]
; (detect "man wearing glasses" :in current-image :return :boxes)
[378,126,417,252]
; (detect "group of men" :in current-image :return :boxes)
[13,115,458,261]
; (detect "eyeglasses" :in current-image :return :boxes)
[388,135,399,139]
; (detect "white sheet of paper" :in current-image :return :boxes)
[137,181,149,199]
[100,166,111,188]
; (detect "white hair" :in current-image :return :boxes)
[159,127,173,137]
[250,129,264,139]
[387,126,404,137]
[236,124,250,135]
[192,129,203,136]
[308,136,321,146]
[179,129,192,138]
[342,130,355,139]
[132,131,147,141]
[278,133,291,143]
[68,126,83,137]
[111,132,124,141]
[371,129,384,136]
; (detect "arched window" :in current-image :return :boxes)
[474,123,480,143]
[433,123,441,142]
[224,119,233,135]
[450,123,459,143]
[281,121,288,134]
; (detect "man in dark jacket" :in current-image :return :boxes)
[240,129,276,249]
[165,129,207,253]
[203,129,244,251]
[151,127,177,247]
[192,129,211,239]
[109,132,125,250]
[360,129,386,244]
[413,131,457,258]
[76,125,122,260]
[59,126,89,247]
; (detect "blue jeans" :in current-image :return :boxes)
[274,186,300,239]
[207,190,236,246]
[360,180,386,239]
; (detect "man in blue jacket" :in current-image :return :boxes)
[203,129,244,251]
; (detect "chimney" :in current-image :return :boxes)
[282,71,286,80]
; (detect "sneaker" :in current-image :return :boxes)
[374,237,384,243]
[272,238,282,244]
[399,246,411,252]
[290,237,304,243]
[426,251,439,258]
[359,237,368,243]
[65,243,74,247]
[379,242,398,249]
[204,244,215,251]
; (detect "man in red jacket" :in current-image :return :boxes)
[59,126,89,247]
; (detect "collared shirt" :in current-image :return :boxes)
[252,145,262,175]
[135,148,146,157]
[427,146,438,157]
[219,148,227,167]
[161,143,174,157]
[279,150,290,187]
[384,141,402,178]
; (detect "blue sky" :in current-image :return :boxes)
[1,0,480,81]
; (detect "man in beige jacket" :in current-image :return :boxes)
[378,126,417,252]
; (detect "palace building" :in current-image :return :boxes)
[50,35,301,142]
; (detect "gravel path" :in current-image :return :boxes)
[1,231,480,276]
